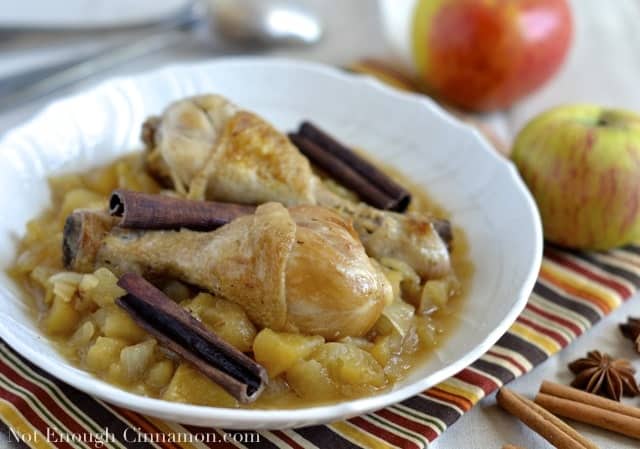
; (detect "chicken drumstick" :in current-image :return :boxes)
[63,203,392,340]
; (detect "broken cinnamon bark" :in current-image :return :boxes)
[297,121,411,212]
[116,272,267,403]
[110,189,255,231]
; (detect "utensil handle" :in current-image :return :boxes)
[0,30,187,113]
[0,0,204,114]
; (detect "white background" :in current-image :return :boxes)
[1,1,640,448]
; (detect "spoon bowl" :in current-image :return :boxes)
[208,0,323,46]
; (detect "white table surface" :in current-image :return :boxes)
[1,1,640,448]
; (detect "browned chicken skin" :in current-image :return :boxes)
[143,94,452,279]
[64,203,392,340]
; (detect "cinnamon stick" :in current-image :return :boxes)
[288,133,396,210]
[502,445,529,449]
[496,387,599,449]
[110,189,255,231]
[540,381,640,420]
[298,122,411,212]
[116,273,267,403]
[535,392,640,440]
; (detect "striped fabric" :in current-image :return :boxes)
[3,63,640,449]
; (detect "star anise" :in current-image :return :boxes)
[620,316,640,353]
[568,350,640,401]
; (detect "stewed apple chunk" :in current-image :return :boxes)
[101,306,147,343]
[183,293,257,352]
[42,295,81,335]
[85,336,126,372]
[145,360,175,391]
[374,299,415,338]
[119,339,157,382]
[162,363,237,407]
[311,342,386,390]
[286,359,338,400]
[418,276,460,315]
[253,329,324,378]
[79,267,126,308]
[68,321,95,352]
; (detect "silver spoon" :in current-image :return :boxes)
[0,0,322,112]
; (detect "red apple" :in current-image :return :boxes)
[412,0,572,111]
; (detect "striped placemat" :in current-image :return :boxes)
[2,63,640,449]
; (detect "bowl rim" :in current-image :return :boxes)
[0,57,543,427]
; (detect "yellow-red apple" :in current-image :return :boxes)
[412,0,572,111]
[512,105,640,250]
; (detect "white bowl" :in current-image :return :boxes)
[0,58,542,429]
